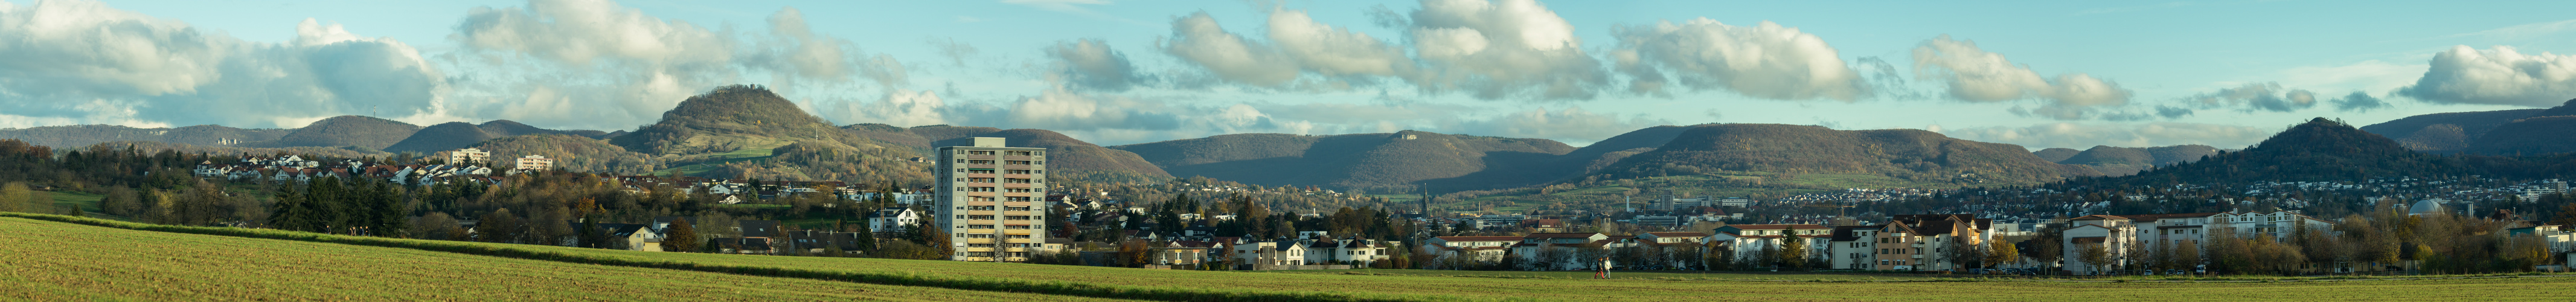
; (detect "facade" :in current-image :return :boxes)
[1828,225,1880,270]
[514,155,554,171]
[446,148,490,165]
[935,137,1051,262]
[1709,224,1831,263]
[868,207,920,231]
[2059,210,2337,275]
[1423,236,1519,263]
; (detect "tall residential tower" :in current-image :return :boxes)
[935,137,1049,262]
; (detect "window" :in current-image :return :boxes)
[969,178,995,183]
[1004,216,1030,220]
[972,196,995,202]
[969,187,996,192]
[968,243,995,248]
[1005,225,1033,230]
[968,234,993,239]
[1005,206,1031,211]
[968,215,996,220]
[1007,234,1031,239]
[954,159,966,163]
[1005,169,1032,175]
[968,160,995,165]
[969,150,995,155]
[967,225,995,229]
[1004,178,1034,184]
[967,205,995,211]
[1005,188,1033,193]
[967,169,996,174]
[1007,151,1033,156]
[1007,196,1032,202]
[1005,160,1032,165]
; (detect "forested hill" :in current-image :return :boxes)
[241,115,422,150]
[2053,144,2221,176]
[384,120,611,153]
[1110,130,1575,190]
[604,85,930,184]
[1590,124,2098,186]
[842,124,1170,180]
[0,124,291,149]
[2101,118,2510,185]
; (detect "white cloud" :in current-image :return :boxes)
[1912,35,2132,120]
[0,0,443,128]
[2397,45,2576,108]
[442,0,903,130]
[1267,9,1412,76]
[1047,39,1145,91]
[2180,82,2319,112]
[1438,106,1665,143]
[1942,122,2276,150]
[828,89,950,127]
[1609,18,1864,100]
[1405,0,1606,100]
[1159,12,1301,86]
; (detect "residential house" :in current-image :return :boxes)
[1423,236,1519,263]
[1231,240,1310,268]
[1708,224,1830,263]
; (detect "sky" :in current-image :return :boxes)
[5,0,2576,150]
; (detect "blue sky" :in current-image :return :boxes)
[6,0,2575,149]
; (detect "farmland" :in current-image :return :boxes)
[0,217,1129,301]
[10,213,2576,301]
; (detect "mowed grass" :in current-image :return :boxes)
[469,244,2576,301]
[0,217,1132,301]
[1276,269,1936,281]
[11,213,2576,301]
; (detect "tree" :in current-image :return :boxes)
[851,219,878,254]
[923,225,953,260]
[0,182,30,213]
[1982,239,2020,269]
[2077,243,2113,275]
[1779,228,1807,270]
[665,217,701,252]
[1941,235,1984,271]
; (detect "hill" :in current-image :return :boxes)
[2110,118,2472,184]
[608,85,930,184]
[2054,144,2220,176]
[241,115,422,150]
[2360,106,2546,153]
[462,134,653,175]
[2470,115,2576,156]
[2032,147,2081,162]
[1591,124,2098,186]
[842,124,1170,180]
[384,120,609,153]
[0,124,290,149]
[1112,130,1575,190]
[1422,125,1694,190]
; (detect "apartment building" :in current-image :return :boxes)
[1709,224,1831,262]
[446,148,490,165]
[514,155,554,171]
[935,137,1050,262]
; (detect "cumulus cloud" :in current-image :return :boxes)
[2331,91,2391,112]
[1610,18,1865,100]
[1912,35,2132,120]
[2179,82,2318,112]
[1159,12,1301,86]
[441,0,906,130]
[2397,45,2576,107]
[1405,0,1606,100]
[1441,106,1671,143]
[828,89,950,127]
[0,0,443,128]
[1047,39,1146,91]
[1941,122,2276,150]
[1267,9,1412,77]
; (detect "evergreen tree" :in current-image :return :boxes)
[578,215,604,249]
[853,219,878,254]
[271,183,308,232]
[370,180,405,237]
[664,217,700,252]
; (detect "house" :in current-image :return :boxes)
[1708,224,1831,264]
[1231,240,1309,268]
[1511,233,1613,269]
[1828,225,1880,270]
[711,237,774,254]
[2062,214,2138,275]
[867,207,920,231]
[1423,236,1519,263]
[1306,239,1395,266]
[738,220,781,242]
[1149,240,1221,267]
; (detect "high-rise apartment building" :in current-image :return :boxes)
[935,137,1048,262]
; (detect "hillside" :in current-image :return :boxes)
[242,115,423,150]
[1592,124,2098,186]
[2360,108,2546,153]
[2054,144,2220,176]
[385,120,608,153]
[2111,118,2469,184]
[1425,125,1694,190]
[607,85,929,184]
[2470,115,2576,155]
[2032,147,2081,162]
[1112,130,1575,190]
[462,134,653,175]
[842,124,1170,180]
[0,124,290,149]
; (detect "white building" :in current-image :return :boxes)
[935,137,1051,262]
[446,148,491,165]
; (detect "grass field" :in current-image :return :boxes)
[0,217,1129,301]
[48,191,101,213]
[9,212,2576,301]
[1274,269,1938,281]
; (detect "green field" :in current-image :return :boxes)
[1276,269,1937,281]
[0,217,1126,301]
[48,191,102,213]
[8,212,2576,301]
